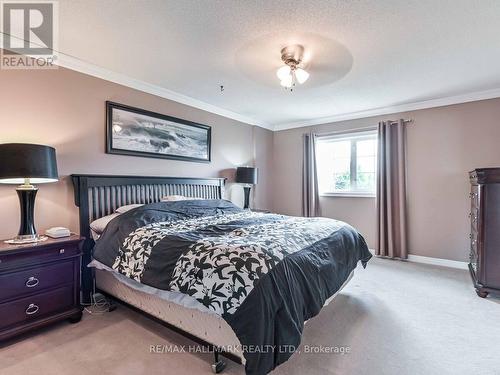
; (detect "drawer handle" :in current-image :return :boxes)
[25,276,39,288]
[25,303,39,315]
[59,249,65,254]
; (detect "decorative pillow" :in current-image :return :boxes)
[90,212,121,240]
[115,203,144,213]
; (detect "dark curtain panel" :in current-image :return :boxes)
[376,120,408,259]
[302,132,321,217]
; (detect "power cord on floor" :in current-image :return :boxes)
[84,292,111,315]
[83,276,116,315]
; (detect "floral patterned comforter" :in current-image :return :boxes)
[93,199,371,375]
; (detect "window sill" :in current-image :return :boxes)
[320,192,376,198]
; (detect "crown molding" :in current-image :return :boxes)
[3,35,500,133]
[55,53,274,130]
[0,36,272,130]
[273,87,500,131]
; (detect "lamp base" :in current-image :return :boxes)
[4,234,48,245]
[243,186,251,210]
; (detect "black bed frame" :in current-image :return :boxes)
[71,174,237,370]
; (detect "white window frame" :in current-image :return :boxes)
[316,129,378,198]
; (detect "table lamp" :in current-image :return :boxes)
[0,144,58,243]
[235,166,258,209]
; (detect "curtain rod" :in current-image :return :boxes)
[314,119,413,138]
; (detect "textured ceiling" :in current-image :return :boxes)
[54,0,500,129]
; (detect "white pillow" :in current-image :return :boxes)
[115,203,143,213]
[90,212,121,240]
[161,195,204,202]
[161,195,188,201]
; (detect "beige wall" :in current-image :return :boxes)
[0,66,273,239]
[272,98,500,262]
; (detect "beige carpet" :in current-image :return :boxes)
[1,258,499,375]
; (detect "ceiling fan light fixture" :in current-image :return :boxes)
[280,74,293,88]
[276,65,291,80]
[295,68,309,84]
[276,44,309,90]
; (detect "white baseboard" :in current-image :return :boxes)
[407,255,468,270]
[369,249,468,270]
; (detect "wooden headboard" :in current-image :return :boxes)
[71,174,226,304]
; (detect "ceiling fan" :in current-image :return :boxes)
[276,44,310,90]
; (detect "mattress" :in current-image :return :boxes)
[95,267,354,365]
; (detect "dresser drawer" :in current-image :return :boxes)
[0,286,74,331]
[0,243,79,269]
[0,260,74,301]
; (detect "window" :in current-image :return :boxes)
[316,130,378,196]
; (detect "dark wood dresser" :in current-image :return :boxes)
[0,234,83,341]
[469,168,500,298]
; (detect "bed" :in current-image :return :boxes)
[71,174,371,375]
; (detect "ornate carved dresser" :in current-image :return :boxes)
[469,168,500,298]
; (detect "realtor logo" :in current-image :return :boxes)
[1,1,58,69]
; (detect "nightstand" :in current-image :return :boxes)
[0,234,83,341]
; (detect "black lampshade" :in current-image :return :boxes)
[236,166,258,185]
[0,143,58,184]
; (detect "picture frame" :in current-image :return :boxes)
[106,101,211,163]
